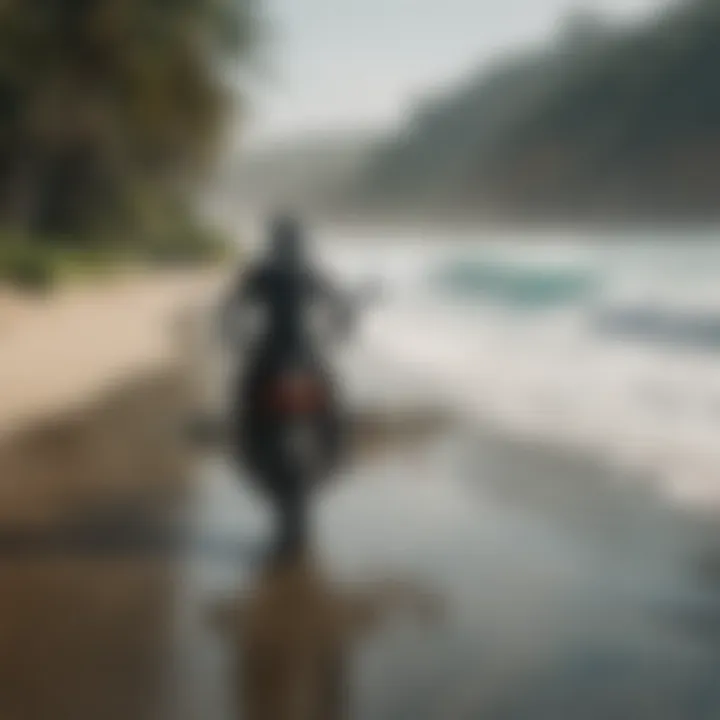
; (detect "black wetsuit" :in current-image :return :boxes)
[223,255,349,496]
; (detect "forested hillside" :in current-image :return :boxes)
[350,0,720,222]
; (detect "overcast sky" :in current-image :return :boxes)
[243,0,666,148]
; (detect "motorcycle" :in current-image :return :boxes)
[187,275,381,554]
[238,349,339,554]
[225,278,380,554]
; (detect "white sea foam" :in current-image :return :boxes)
[322,230,720,508]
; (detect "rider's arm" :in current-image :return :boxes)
[311,272,354,339]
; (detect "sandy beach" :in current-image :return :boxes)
[0,272,224,435]
[0,272,225,523]
[1,260,720,720]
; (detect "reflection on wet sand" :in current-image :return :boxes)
[211,551,442,720]
[0,559,174,720]
[3,376,720,720]
[0,360,196,720]
[0,368,192,526]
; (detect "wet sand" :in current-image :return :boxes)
[0,270,228,524]
[0,369,193,525]
[0,274,218,719]
[0,269,451,720]
[1,416,719,719]
[0,558,175,720]
[159,424,720,720]
[1,273,720,719]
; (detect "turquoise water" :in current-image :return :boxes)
[430,257,600,309]
[409,237,720,348]
[423,244,720,348]
[322,230,720,502]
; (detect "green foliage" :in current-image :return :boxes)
[0,223,232,291]
[0,240,59,291]
[0,0,257,244]
[136,223,232,267]
[0,235,131,290]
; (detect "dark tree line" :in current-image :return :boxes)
[0,0,257,240]
[354,0,720,222]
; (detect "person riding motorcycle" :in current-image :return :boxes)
[224,216,349,363]
[221,216,350,549]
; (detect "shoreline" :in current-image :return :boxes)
[0,271,225,524]
[0,270,224,437]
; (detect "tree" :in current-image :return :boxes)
[555,4,612,54]
[0,0,258,238]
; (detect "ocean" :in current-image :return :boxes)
[178,226,720,719]
[320,228,720,507]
